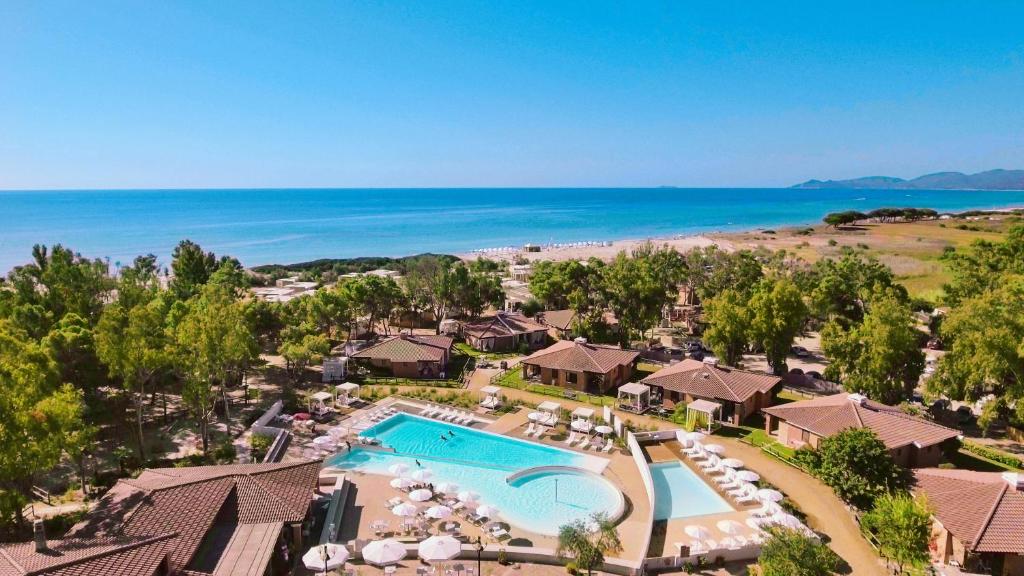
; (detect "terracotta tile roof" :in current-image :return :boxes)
[0,534,175,576]
[641,359,780,403]
[463,313,547,339]
[521,340,639,374]
[763,394,959,450]
[537,310,617,331]
[912,469,1024,554]
[350,334,453,363]
[63,461,320,573]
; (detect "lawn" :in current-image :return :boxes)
[948,448,1021,473]
[493,368,615,407]
[453,342,520,360]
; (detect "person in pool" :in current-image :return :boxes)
[447,429,455,437]
[439,434,447,442]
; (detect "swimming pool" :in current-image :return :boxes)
[649,461,733,520]
[325,412,623,535]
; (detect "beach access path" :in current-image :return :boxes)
[467,367,886,576]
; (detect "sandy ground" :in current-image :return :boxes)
[459,235,731,264]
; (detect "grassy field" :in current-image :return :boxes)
[714,214,1022,302]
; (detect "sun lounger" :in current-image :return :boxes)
[735,494,757,505]
[602,438,614,453]
[489,528,509,540]
[565,432,578,445]
[523,423,535,436]
[459,411,473,424]
[697,459,717,470]
[577,436,591,449]
[532,425,546,438]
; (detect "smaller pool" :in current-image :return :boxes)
[650,461,733,520]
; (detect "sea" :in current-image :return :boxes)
[2,188,1024,274]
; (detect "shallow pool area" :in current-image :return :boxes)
[649,461,733,520]
[326,413,622,536]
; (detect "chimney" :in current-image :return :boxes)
[847,393,867,405]
[702,357,718,366]
[1003,472,1023,491]
[33,519,47,552]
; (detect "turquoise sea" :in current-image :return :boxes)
[2,188,1024,273]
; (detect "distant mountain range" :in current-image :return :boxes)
[792,169,1024,190]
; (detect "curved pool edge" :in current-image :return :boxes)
[506,465,627,527]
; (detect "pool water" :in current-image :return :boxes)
[649,461,733,520]
[325,413,622,535]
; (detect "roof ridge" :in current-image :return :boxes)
[575,343,605,372]
[0,545,26,574]
[850,401,865,427]
[972,482,1009,550]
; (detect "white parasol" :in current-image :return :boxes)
[756,488,784,503]
[409,489,433,502]
[361,538,407,566]
[435,482,459,494]
[684,525,711,539]
[425,505,453,519]
[411,468,434,482]
[720,458,744,469]
[302,543,349,572]
[735,470,760,482]
[703,443,725,454]
[390,477,415,490]
[391,502,418,517]
[388,463,410,476]
[418,535,462,562]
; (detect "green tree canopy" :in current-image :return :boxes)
[339,274,404,336]
[942,224,1024,306]
[758,527,841,576]
[702,288,750,366]
[555,513,622,576]
[862,493,932,574]
[748,278,808,374]
[809,253,905,325]
[810,428,906,509]
[821,288,924,404]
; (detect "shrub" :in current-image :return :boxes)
[827,239,838,246]
[962,441,1024,469]
[809,428,906,509]
[758,527,840,576]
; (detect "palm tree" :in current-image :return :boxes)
[556,513,622,576]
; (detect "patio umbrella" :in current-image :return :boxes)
[720,458,744,469]
[571,420,593,432]
[411,468,434,482]
[683,431,705,442]
[425,505,452,519]
[703,443,725,454]
[735,470,760,483]
[409,489,433,502]
[746,517,769,530]
[684,525,711,539]
[716,519,744,536]
[302,543,349,572]
[313,435,335,447]
[435,482,458,494]
[475,504,499,518]
[718,536,741,549]
[594,425,613,435]
[327,426,347,439]
[390,477,415,490]
[756,488,784,503]
[418,535,462,562]
[457,490,479,503]
[361,538,407,566]
[388,463,410,476]
[770,513,803,530]
[527,412,543,422]
[391,502,418,517]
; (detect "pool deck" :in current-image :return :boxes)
[320,398,654,567]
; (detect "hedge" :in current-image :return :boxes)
[962,441,1024,470]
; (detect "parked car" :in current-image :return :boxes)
[686,341,704,353]
[926,338,943,350]
[955,405,976,425]
[788,367,804,375]
[790,345,810,358]
[911,391,925,404]
[805,370,823,380]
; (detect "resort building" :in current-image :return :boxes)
[912,469,1024,575]
[0,461,321,576]
[509,263,533,282]
[250,276,319,303]
[641,359,780,425]
[520,338,639,393]
[500,279,533,312]
[537,309,619,340]
[350,334,454,379]
[462,311,548,352]
[763,393,960,468]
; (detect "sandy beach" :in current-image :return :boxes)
[457,234,735,264]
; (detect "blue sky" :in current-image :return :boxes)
[1,1,1022,189]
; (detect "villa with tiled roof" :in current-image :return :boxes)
[763,393,960,468]
[0,461,321,576]
[912,469,1024,575]
[520,338,639,393]
[463,311,547,352]
[640,359,781,424]
[350,334,454,379]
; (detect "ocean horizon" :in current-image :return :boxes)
[3,187,1024,274]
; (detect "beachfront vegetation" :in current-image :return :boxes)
[861,493,932,574]
[757,526,841,576]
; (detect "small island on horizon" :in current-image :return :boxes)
[792,168,1024,190]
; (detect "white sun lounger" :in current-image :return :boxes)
[418,405,432,416]
[523,423,536,436]
[565,432,578,445]
[602,438,614,452]
[532,425,546,438]
[577,436,591,449]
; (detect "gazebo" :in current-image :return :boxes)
[617,382,650,413]
[570,407,594,433]
[309,391,334,417]
[322,356,349,383]
[334,382,360,407]
[537,400,562,426]
[686,399,722,432]
[480,385,502,410]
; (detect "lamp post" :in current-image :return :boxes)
[475,536,484,576]
[555,478,559,502]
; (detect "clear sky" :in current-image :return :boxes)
[2,1,1023,189]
